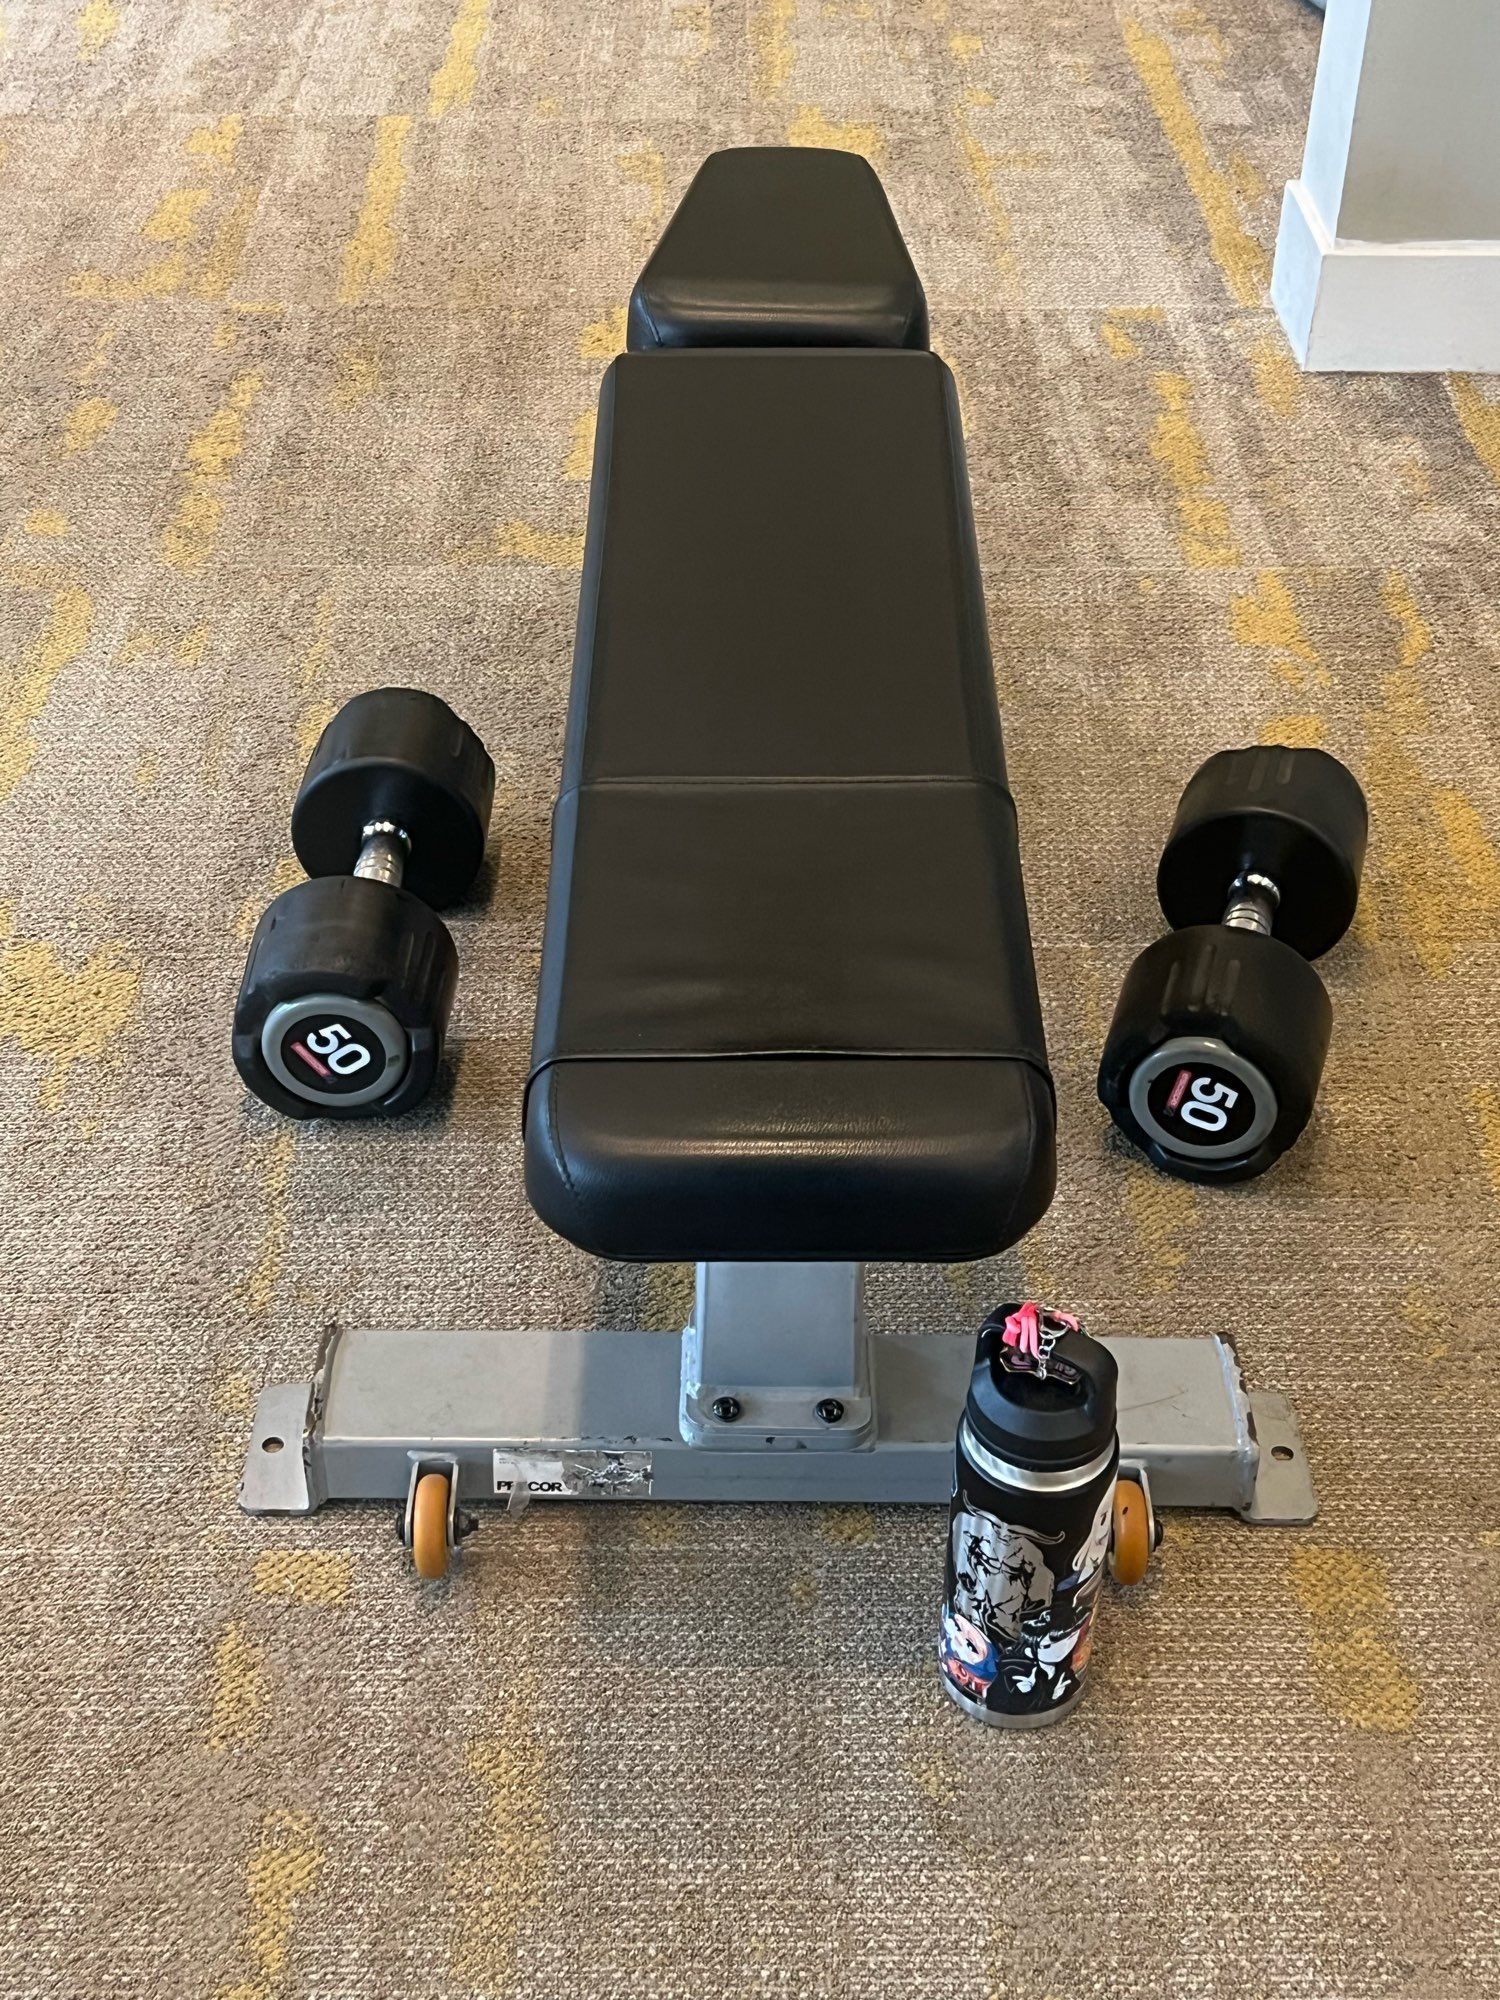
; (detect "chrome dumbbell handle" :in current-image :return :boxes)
[352,821,410,891]
[1222,871,1280,936]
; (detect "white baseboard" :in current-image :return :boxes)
[1272,178,1500,373]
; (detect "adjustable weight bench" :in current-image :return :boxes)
[241,151,1313,1567]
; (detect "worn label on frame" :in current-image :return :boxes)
[492,1448,654,1499]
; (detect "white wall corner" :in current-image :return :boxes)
[1272,178,1500,373]
[1270,180,1327,367]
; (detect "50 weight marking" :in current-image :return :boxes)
[301,1022,373,1076]
[1174,1074,1239,1134]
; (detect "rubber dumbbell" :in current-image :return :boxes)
[232,688,495,1119]
[1097,745,1368,1182]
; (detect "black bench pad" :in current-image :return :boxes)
[628,147,928,353]
[524,345,1054,1262]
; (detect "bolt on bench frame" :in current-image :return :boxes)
[239,1262,1316,1529]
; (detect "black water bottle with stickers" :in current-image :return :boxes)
[938,1303,1120,1727]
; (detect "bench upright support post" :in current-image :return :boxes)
[680,1262,874,1449]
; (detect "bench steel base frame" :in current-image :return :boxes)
[240,1264,1315,1526]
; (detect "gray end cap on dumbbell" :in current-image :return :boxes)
[1124,1034,1279,1165]
[260,993,410,1109]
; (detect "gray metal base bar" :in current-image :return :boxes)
[240,1315,1315,1525]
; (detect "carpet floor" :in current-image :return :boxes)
[3,1,1499,1995]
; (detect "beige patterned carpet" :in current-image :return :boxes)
[3,1,1500,1995]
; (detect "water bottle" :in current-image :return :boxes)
[939,1303,1120,1727]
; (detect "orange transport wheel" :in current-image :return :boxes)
[410,1471,452,1581]
[1109,1477,1152,1587]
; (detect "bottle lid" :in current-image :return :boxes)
[965,1303,1119,1472]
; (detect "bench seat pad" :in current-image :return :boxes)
[524,347,1054,1262]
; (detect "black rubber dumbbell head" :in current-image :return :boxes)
[292,688,495,909]
[1098,925,1332,1181]
[233,874,459,1119]
[1157,745,1368,959]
